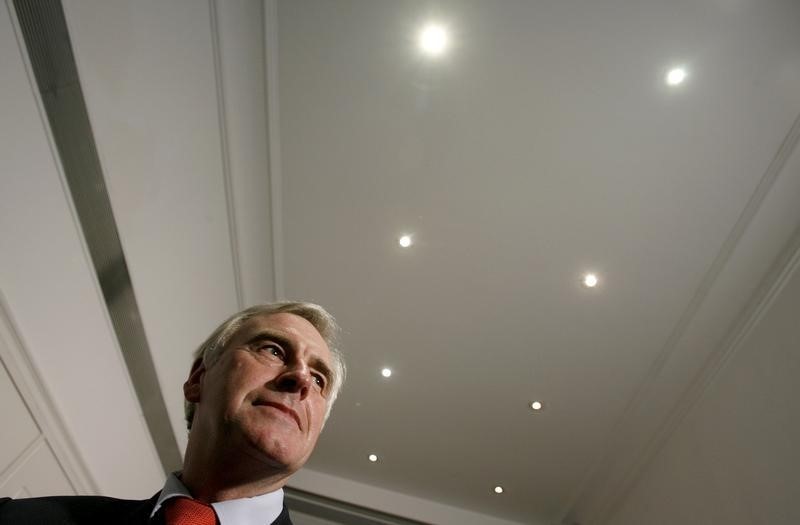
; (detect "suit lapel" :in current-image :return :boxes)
[119,492,161,524]
[271,506,293,525]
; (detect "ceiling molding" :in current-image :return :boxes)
[648,111,800,377]
[209,0,244,309]
[15,0,182,473]
[600,215,800,525]
[6,0,170,482]
[289,468,533,525]
[285,487,430,525]
[562,112,800,524]
[263,0,285,301]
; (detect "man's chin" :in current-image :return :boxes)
[239,434,303,474]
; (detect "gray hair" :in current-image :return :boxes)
[184,301,346,430]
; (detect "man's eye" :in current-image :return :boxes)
[312,374,325,389]
[260,344,284,359]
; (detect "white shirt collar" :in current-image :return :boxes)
[151,472,284,525]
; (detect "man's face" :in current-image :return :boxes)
[185,313,333,475]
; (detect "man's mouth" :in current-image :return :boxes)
[253,400,302,429]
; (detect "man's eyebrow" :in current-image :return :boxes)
[246,330,292,350]
[246,330,333,382]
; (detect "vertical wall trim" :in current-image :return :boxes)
[0,293,98,494]
[0,435,46,491]
[263,0,285,301]
[209,0,244,309]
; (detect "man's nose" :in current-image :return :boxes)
[276,362,312,400]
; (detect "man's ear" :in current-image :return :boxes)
[183,357,206,403]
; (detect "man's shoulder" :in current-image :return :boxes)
[0,493,158,524]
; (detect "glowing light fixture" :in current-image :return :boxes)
[582,273,599,288]
[381,368,392,378]
[368,454,378,462]
[531,401,543,411]
[494,486,504,494]
[418,23,449,57]
[398,235,413,248]
[666,67,687,86]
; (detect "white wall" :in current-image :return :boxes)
[0,1,163,497]
[608,246,800,525]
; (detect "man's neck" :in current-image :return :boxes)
[181,432,292,502]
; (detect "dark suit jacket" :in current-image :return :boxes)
[0,494,293,525]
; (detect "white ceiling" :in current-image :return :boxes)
[275,1,800,523]
[40,0,800,523]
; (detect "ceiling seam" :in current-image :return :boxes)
[263,0,285,301]
[209,0,244,309]
[559,111,800,524]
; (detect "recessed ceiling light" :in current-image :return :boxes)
[666,67,687,86]
[582,273,599,288]
[381,367,392,378]
[494,486,504,494]
[368,454,378,462]
[418,23,449,57]
[398,235,413,248]
[531,401,543,411]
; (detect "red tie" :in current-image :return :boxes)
[163,497,218,525]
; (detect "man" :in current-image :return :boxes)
[0,302,345,525]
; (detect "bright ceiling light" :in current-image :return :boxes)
[418,23,449,57]
[398,235,413,248]
[494,486,504,494]
[666,67,687,86]
[582,273,599,288]
[531,401,543,411]
[381,367,392,378]
[368,454,378,462]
